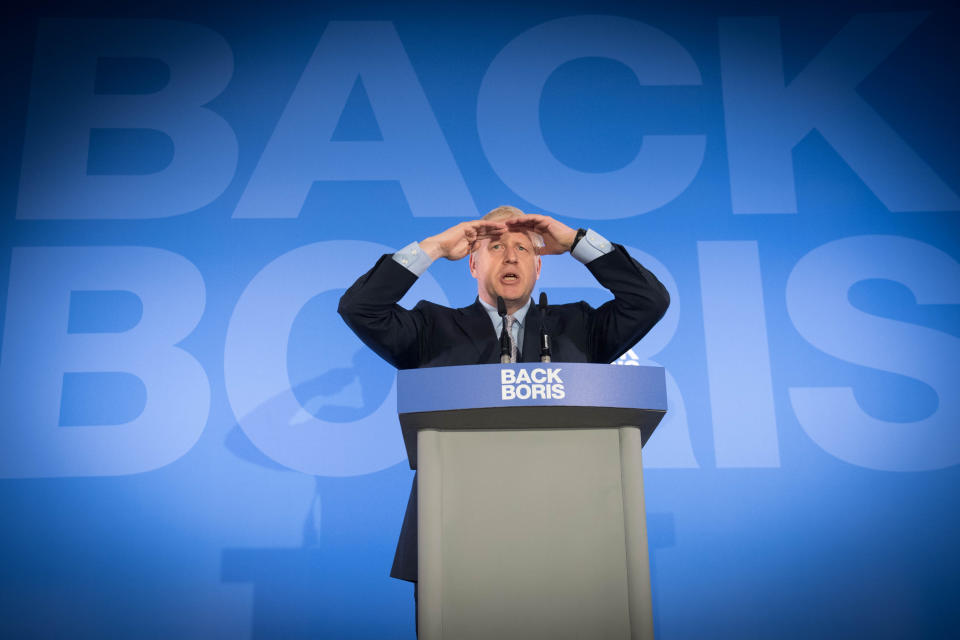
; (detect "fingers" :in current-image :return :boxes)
[475,221,508,235]
[504,214,551,231]
[465,220,507,242]
[502,214,577,255]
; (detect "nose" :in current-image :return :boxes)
[504,244,519,263]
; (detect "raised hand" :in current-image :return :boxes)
[420,220,507,261]
[504,214,578,256]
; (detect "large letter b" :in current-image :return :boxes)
[0,247,209,477]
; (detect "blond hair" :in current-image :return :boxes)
[480,205,544,250]
[482,205,526,221]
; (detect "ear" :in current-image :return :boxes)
[535,255,542,279]
[469,251,478,278]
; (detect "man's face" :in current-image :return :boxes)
[469,228,541,311]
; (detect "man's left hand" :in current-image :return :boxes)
[504,214,578,256]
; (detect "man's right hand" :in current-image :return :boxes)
[420,220,506,261]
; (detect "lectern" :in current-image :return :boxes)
[398,363,667,640]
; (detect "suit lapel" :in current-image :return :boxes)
[455,300,500,364]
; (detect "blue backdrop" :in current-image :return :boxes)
[1,1,958,637]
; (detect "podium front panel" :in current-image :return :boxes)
[418,425,653,640]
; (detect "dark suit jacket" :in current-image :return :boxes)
[338,244,669,582]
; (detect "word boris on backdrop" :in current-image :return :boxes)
[3,237,956,479]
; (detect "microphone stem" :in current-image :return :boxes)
[497,296,512,363]
[539,292,552,363]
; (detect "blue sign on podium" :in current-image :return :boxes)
[397,363,668,468]
[398,362,667,413]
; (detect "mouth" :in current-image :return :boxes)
[501,272,520,283]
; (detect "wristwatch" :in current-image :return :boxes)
[570,227,588,253]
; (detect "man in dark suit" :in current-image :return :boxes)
[338,206,669,587]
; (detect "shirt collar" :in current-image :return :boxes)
[478,296,532,330]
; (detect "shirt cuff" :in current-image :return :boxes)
[392,241,435,276]
[571,229,614,264]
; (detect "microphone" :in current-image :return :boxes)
[538,292,552,363]
[497,296,512,364]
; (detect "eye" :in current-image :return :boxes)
[517,245,528,252]
[491,243,503,250]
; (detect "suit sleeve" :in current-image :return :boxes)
[583,244,670,363]
[337,254,427,369]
